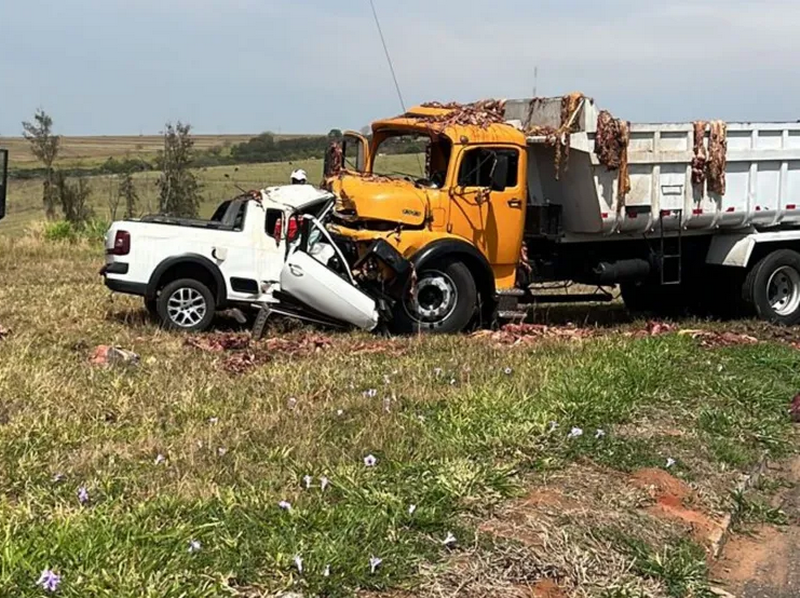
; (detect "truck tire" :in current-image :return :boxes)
[157,278,216,332]
[393,259,477,334]
[743,249,800,326]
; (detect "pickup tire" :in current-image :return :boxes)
[743,249,800,326]
[393,259,477,334]
[157,278,216,332]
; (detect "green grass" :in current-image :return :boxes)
[0,237,799,596]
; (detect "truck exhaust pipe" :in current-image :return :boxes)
[592,259,651,285]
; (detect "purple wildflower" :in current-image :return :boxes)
[188,540,202,553]
[278,500,292,511]
[320,476,330,491]
[36,569,61,592]
[77,486,89,505]
[369,556,383,574]
[363,454,378,467]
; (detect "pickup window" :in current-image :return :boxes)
[211,199,247,230]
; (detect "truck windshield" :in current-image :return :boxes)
[372,132,452,188]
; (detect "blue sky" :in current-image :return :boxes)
[2,0,799,135]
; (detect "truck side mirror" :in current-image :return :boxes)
[490,154,509,192]
[0,149,7,222]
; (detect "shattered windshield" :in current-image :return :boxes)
[372,132,452,188]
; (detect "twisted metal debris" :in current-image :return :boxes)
[691,120,728,196]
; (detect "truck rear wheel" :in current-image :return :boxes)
[743,249,800,325]
[393,259,477,334]
[157,278,216,332]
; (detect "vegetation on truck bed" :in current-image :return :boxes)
[1,235,798,597]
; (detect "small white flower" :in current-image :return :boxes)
[567,427,584,439]
[336,409,344,417]
[303,475,313,489]
[504,367,513,375]
[278,500,292,511]
[208,416,219,425]
[364,454,378,467]
[320,476,330,491]
[433,367,443,377]
[217,447,227,457]
[548,421,559,433]
[287,397,298,410]
[443,532,457,547]
[449,378,457,386]
[363,389,378,398]
[154,454,166,465]
[52,473,64,484]
[323,564,331,577]
[369,556,383,574]
[383,397,392,413]
[383,375,391,385]
[408,504,417,515]
[595,429,606,439]
[293,554,303,574]
[666,458,676,469]
[188,540,202,553]
[417,414,426,422]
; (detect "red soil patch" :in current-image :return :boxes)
[530,579,570,598]
[631,468,723,543]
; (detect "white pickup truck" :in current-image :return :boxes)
[101,185,386,332]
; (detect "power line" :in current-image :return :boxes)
[369,0,407,114]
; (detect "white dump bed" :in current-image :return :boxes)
[505,97,800,238]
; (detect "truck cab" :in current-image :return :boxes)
[324,104,529,333]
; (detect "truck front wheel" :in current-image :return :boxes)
[393,259,477,334]
[157,278,216,332]
[743,249,800,326]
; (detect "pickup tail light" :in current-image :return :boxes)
[112,230,130,255]
[273,217,299,243]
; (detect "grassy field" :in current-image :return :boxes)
[0,232,798,597]
[0,154,425,237]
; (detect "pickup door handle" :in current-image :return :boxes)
[288,264,304,277]
[507,199,522,208]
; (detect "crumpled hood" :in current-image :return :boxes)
[331,174,434,227]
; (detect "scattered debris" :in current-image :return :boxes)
[416,99,507,129]
[185,334,250,352]
[89,345,140,367]
[0,325,10,341]
[677,329,759,348]
[789,393,800,423]
[594,109,632,202]
[471,323,595,346]
[526,92,585,180]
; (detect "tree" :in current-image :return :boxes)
[22,109,60,219]
[55,172,93,225]
[327,129,343,140]
[156,122,200,217]
[119,170,139,218]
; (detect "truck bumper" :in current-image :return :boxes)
[100,264,146,297]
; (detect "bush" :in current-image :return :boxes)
[43,221,77,242]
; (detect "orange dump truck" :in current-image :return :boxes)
[305,95,800,332]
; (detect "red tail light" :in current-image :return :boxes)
[287,217,299,241]
[112,230,130,255]
[273,218,283,242]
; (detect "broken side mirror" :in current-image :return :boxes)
[490,153,509,192]
[0,149,7,222]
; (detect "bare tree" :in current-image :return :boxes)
[22,109,60,219]
[157,122,200,217]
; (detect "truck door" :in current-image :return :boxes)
[341,131,370,173]
[450,146,526,268]
[0,149,7,221]
[279,215,379,330]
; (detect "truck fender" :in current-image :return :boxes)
[707,230,800,268]
[147,254,227,306]
[412,239,496,301]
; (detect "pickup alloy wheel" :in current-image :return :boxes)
[157,278,216,332]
